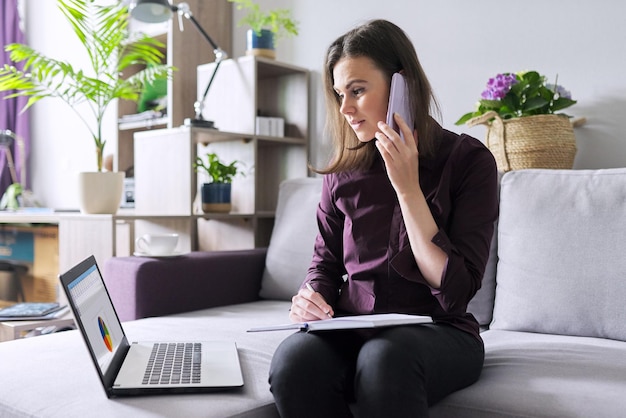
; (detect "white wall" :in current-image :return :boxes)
[233,0,626,170]
[25,0,626,208]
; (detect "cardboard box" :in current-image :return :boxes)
[0,225,59,303]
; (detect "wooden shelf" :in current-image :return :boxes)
[118,117,168,131]
[115,0,233,174]
[192,127,306,146]
[194,212,258,220]
[133,57,309,251]
[198,56,309,140]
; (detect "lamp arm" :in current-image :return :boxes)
[171,3,227,62]
[170,2,227,128]
[186,13,220,54]
[194,59,223,120]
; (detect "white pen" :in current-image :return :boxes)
[306,283,333,318]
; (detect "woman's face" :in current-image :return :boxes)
[332,56,390,143]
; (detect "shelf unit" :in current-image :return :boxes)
[116,0,233,175]
[133,57,310,251]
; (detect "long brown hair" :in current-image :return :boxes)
[314,19,440,174]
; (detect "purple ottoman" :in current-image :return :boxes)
[102,250,266,321]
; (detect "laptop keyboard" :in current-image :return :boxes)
[143,342,202,385]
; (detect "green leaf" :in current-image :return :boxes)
[478,99,502,110]
[454,112,477,126]
[520,71,542,85]
[523,96,549,112]
[551,97,577,112]
[501,94,518,113]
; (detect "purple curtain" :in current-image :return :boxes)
[1,0,30,194]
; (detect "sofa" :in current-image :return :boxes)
[0,168,625,417]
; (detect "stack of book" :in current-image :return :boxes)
[0,302,69,321]
[119,110,165,123]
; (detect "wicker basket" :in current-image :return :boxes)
[468,111,577,172]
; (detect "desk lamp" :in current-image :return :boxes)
[130,0,227,129]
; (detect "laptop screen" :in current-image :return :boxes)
[66,262,126,377]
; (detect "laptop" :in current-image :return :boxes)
[59,255,244,397]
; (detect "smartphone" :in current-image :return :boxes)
[385,73,414,142]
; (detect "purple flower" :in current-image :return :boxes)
[546,83,572,99]
[481,73,518,100]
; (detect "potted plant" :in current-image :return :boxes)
[194,152,243,213]
[0,0,173,214]
[456,70,581,172]
[228,0,299,59]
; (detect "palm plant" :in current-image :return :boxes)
[0,0,173,172]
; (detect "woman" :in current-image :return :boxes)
[269,19,498,417]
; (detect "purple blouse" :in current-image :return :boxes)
[305,124,499,340]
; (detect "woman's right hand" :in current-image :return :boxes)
[289,286,334,322]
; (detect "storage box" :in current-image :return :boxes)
[255,116,285,137]
[0,225,59,303]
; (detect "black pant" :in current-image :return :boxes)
[269,324,484,418]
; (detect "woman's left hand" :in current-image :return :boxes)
[375,113,419,196]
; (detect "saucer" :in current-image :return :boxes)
[133,251,185,258]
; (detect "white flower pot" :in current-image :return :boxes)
[78,171,125,214]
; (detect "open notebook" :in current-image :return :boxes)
[248,313,432,333]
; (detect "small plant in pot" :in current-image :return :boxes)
[228,0,299,59]
[194,152,243,213]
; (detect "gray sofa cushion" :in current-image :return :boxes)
[468,171,502,328]
[491,168,626,341]
[467,223,498,327]
[259,178,323,300]
[430,329,626,418]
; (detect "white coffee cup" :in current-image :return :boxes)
[135,233,179,256]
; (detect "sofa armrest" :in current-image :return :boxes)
[102,249,267,321]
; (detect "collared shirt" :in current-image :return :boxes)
[305,124,499,340]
